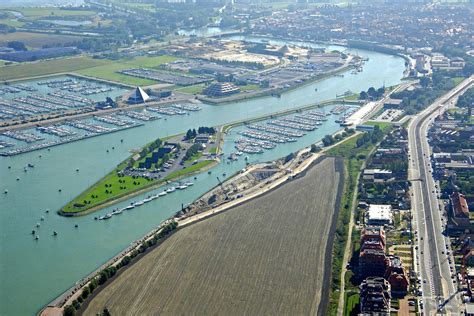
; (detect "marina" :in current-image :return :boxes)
[0,41,405,316]
[0,114,144,156]
[0,75,127,123]
[231,108,358,155]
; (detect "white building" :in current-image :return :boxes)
[367,204,393,226]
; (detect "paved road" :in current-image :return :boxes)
[408,76,473,314]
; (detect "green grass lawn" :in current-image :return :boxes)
[344,93,360,101]
[452,77,465,86]
[5,7,96,17]
[0,18,24,27]
[163,160,214,181]
[239,84,261,92]
[177,83,205,94]
[0,54,179,84]
[363,121,393,132]
[185,152,203,163]
[344,293,360,316]
[62,159,214,214]
[0,56,109,81]
[77,55,178,86]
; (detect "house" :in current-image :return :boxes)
[157,144,177,158]
[363,169,394,183]
[449,192,471,229]
[194,134,210,144]
[464,250,474,267]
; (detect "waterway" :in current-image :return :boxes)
[0,40,405,315]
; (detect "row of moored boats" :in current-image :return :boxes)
[96,182,194,220]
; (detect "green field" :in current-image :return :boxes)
[3,7,96,17]
[0,56,109,81]
[344,293,360,316]
[0,31,83,49]
[76,55,179,86]
[62,159,214,214]
[363,121,393,132]
[0,55,178,84]
[176,83,205,94]
[240,84,261,92]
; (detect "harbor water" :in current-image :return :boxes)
[0,43,405,315]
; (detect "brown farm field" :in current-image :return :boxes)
[83,157,344,316]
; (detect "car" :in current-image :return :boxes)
[409,301,416,306]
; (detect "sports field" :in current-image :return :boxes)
[84,157,344,315]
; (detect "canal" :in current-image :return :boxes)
[0,41,405,315]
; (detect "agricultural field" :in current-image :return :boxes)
[0,32,83,49]
[83,157,344,315]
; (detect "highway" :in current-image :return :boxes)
[408,76,473,314]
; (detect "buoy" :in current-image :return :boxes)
[53,231,58,236]
[112,146,115,150]
[94,217,98,220]
[8,166,11,169]
[4,189,7,194]
[39,155,42,158]
[40,216,44,221]
[35,235,39,240]
[36,223,40,227]
[120,139,123,143]
[194,176,197,180]
[58,189,62,192]
[75,224,78,228]
[45,209,49,213]
[31,230,35,235]
[16,177,20,181]
[106,150,109,153]
[76,168,79,172]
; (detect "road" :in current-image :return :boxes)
[408,76,473,314]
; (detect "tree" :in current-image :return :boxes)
[103,307,111,316]
[63,305,76,316]
[420,76,430,88]
[359,91,368,100]
[367,87,377,97]
[81,286,90,299]
[7,41,27,51]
